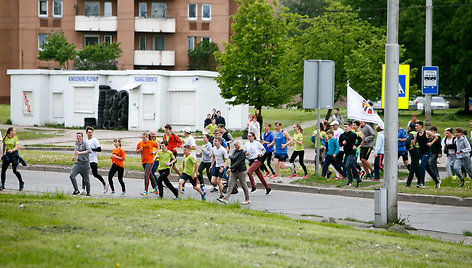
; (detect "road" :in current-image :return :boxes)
[2,169,472,236]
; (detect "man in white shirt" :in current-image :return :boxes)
[84,126,108,194]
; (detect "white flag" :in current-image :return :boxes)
[347,84,384,128]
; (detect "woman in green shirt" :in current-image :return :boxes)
[288,123,308,179]
[1,127,24,191]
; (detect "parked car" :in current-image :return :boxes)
[413,96,449,110]
[408,99,417,110]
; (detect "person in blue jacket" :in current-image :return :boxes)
[259,123,276,178]
[321,130,343,178]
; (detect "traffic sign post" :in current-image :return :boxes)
[381,64,410,109]
[422,66,439,94]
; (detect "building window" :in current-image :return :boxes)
[84,35,100,46]
[139,36,146,50]
[85,1,100,16]
[188,4,197,20]
[139,2,147,18]
[187,36,195,51]
[151,3,166,18]
[38,34,48,50]
[201,37,211,43]
[154,36,165,51]
[202,4,211,21]
[53,0,62,17]
[104,2,112,17]
[39,0,48,17]
[104,35,112,44]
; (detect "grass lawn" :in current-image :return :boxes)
[0,104,10,124]
[1,193,471,267]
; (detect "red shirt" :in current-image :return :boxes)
[163,133,182,153]
[112,147,125,168]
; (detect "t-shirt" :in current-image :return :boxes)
[112,147,125,168]
[244,140,264,160]
[311,130,328,148]
[183,153,197,176]
[4,136,18,151]
[212,146,228,167]
[398,128,407,152]
[294,132,304,151]
[184,135,197,158]
[85,137,100,163]
[206,124,217,136]
[157,150,174,170]
[136,140,158,164]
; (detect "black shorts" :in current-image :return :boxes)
[360,147,373,160]
[274,153,288,162]
[180,173,197,187]
[398,151,408,161]
[170,152,178,167]
[211,165,226,178]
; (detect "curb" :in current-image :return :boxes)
[24,164,472,207]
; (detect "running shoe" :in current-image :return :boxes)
[359,170,366,179]
[140,191,148,196]
[459,180,465,187]
[0,184,4,191]
[416,184,425,188]
[265,188,272,195]
[121,192,126,196]
[365,173,373,180]
[346,183,352,187]
[80,190,86,195]
[242,200,251,205]
[150,188,159,195]
[72,190,80,195]
[210,186,218,193]
[219,195,225,199]
[269,174,277,179]
[356,180,362,188]
[111,191,115,195]
[334,174,342,180]
[175,197,181,200]
[436,180,441,189]
[274,178,283,183]
[217,198,228,204]
[251,187,257,193]
[19,181,24,191]
[289,173,297,178]
[303,174,309,179]
[263,172,271,178]
[181,187,185,194]
[201,192,206,201]
[200,184,205,193]
[103,184,109,194]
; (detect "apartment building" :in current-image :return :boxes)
[0,0,238,103]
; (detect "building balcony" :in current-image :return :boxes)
[134,17,176,33]
[134,50,175,66]
[75,16,117,32]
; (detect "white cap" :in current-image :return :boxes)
[329,120,339,126]
[183,127,192,133]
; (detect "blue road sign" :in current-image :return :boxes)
[399,75,406,98]
[422,66,439,94]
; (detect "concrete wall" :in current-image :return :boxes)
[8,69,248,131]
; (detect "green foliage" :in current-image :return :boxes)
[74,42,122,70]
[279,0,328,17]
[37,33,76,69]
[215,0,290,111]
[187,40,219,71]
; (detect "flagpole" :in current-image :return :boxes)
[384,0,399,222]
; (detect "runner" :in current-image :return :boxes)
[255,109,263,138]
[405,123,421,187]
[372,125,384,181]
[429,126,442,180]
[398,123,410,171]
[352,121,365,178]
[311,122,328,173]
[0,127,25,191]
[69,132,91,195]
[181,127,198,194]
[244,132,271,195]
[288,123,308,179]
[412,121,440,188]
[338,122,363,187]
[108,138,126,196]
[210,136,230,199]
[321,130,343,178]
[84,126,108,194]
[217,140,250,204]
[441,128,456,178]
[197,134,213,190]
[219,124,233,149]
[177,145,206,200]
[260,123,276,178]
[204,114,212,129]
[205,118,217,137]
[215,110,226,126]
[330,121,344,175]
[269,121,293,183]
[155,141,179,199]
[359,121,375,180]
[149,130,161,194]
[136,132,159,196]
[163,124,182,178]
[454,128,472,188]
[248,116,261,140]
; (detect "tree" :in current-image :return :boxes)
[279,2,390,107]
[215,0,289,113]
[188,40,219,71]
[38,33,76,69]
[279,0,328,17]
[74,42,122,70]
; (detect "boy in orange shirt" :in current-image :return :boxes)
[136,132,158,196]
[108,138,126,196]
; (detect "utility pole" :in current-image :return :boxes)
[384,0,399,223]
[424,0,433,129]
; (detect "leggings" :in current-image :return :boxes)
[90,162,106,186]
[143,163,157,192]
[1,160,23,187]
[247,160,269,189]
[108,163,125,192]
[289,150,308,176]
[197,161,212,185]
[157,168,178,198]
[259,152,275,175]
[373,154,384,180]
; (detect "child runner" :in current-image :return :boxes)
[205,118,218,137]
[156,141,179,199]
[321,130,343,178]
[210,136,230,199]
[178,145,206,200]
[372,125,384,181]
[441,128,456,178]
[181,127,198,194]
[269,121,293,183]
[260,123,276,178]
[244,132,271,195]
[288,123,308,178]
[149,130,161,194]
[84,126,108,194]
[197,134,213,189]
[108,138,126,196]
[136,132,159,196]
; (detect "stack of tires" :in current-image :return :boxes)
[96,85,129,130]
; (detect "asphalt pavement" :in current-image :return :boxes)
[2,169,471,242]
